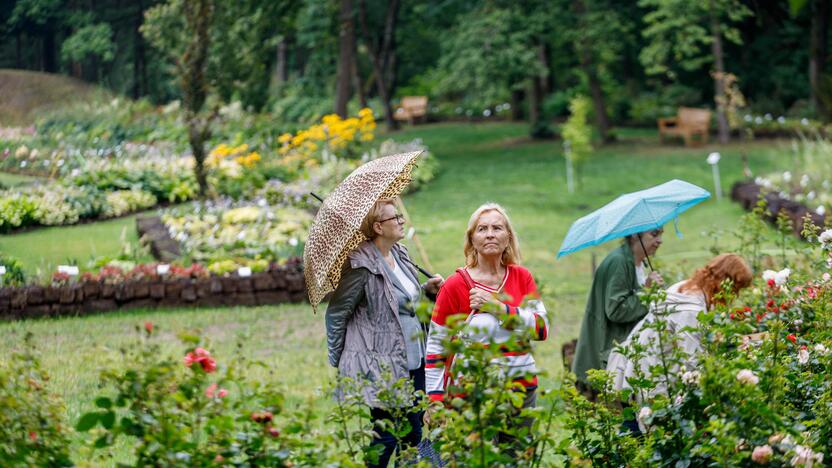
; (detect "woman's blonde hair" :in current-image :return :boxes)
[679,253,752,307]
[360,199,396,240]
[463,203,521,267]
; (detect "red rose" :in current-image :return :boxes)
[28,431,37,442]
[144,322,153,334]
[787,334,797,344]
[184,348,216,373]
[251,411,274,424]
[201,357,217,373]
[767,279,776,288]
[268,426,280,438]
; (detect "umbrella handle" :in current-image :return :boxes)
[309,192,324,203]
[404,256,434,278]
[637,234,655,272]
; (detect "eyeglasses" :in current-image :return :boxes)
[378,214,405,225]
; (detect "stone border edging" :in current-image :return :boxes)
[136,215,181,261]
[730,180,825,237]
[0,262,307,321]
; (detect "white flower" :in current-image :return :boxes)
[288,237,299,247]
[56,159,64,167]
[783,171,792,182]
[776,268,791,285]
[801,174,810,187]
[483,109,492,117]
[808,191,816,200]
[637,406,653,423]
[801,118,810,126]
[778,116,786,123]
[706,152,721,165]
[790,445,823,466]
[20,160,27,168]
[820,230,832,245]
[817,205,826,216]
[156,264,170,275]
[71,168,80,178]
[814,343,830,356]
[736,369,759,385]
[0,265,6,276]
[755,116,764,124]
[798,348,810,365]
[682,370,701,385]
[762,270,777,282]
[753,445,774,464]
[674,395,684,406]
[765,113,773,120]
[823,273,831,282]
[744,114,752,122]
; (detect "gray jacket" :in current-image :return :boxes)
[325,240,424,407]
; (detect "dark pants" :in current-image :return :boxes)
[368,362,425,468]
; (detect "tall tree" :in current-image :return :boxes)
[640,0,752,144]
[567,0,625,143]
[335,0,356,117]
[431,3,540,132]
[143,0,214,197]
[358,0,400,131]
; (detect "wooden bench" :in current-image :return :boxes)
[658,107,711,147]
[394,96,428,124]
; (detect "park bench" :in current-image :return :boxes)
[657,107,711,147]
[394,96,428,124]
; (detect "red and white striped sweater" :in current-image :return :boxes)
[425,264,549,401]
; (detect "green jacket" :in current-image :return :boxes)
[571,244,649,383]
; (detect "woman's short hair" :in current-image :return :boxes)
[679,253,752,306]
[360,199,395,240]
[463,203,521,267]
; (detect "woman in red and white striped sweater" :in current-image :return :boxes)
[425,203,549,410]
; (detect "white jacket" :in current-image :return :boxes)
[606,281,707,402]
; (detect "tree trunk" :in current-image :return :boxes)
[133,0,147,98]
[573,0,612,142]
[335,0,355,117]
[510,89,525,121]
[275,38,288,84]
[709,0,730,144]
[42,30,57,73]
[529,79,542,125]
[538,42,551,95]
[15,33,22,69]
[810,0,830,119]
[358,0,400,131]
[351,39,367,108]
[180,0,214,198]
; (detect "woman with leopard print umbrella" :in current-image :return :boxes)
[303,151,443,466]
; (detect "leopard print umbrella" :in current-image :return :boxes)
[304,150,423,310]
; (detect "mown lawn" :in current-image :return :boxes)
[0,215,149,278]
[0,122,788,463]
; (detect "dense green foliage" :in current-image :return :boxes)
[2,0,830,131]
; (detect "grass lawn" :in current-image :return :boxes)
[0,214,150,277]
[0,122,789,463]
[0,170,38,188]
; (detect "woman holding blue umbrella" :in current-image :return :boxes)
[571,229,664,396]
[557,179,711,397]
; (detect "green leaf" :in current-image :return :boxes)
[95,397,112,409]
[76,412,100,431]
[94,434,110,448]
[101,411,116,429]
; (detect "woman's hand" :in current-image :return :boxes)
[645,271,664,288]
[469,287,502,312]
[424,274,444,295]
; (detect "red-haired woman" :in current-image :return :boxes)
[607,253,753,400]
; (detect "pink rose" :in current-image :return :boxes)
[752,445,773,464]
[217,388,228,398]
[205,383,228,398]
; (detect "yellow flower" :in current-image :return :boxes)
[278,133,293,144]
